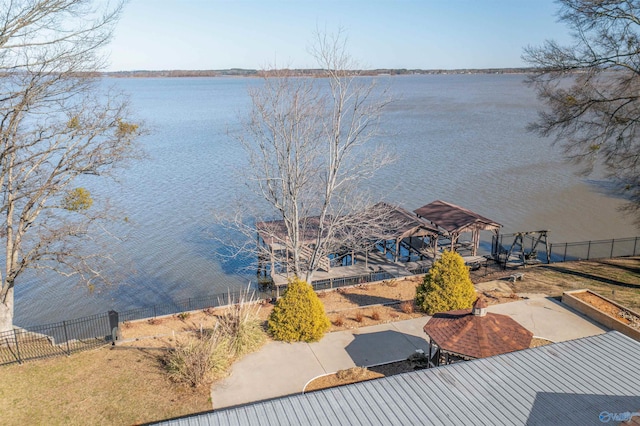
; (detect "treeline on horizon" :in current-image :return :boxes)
[104,67,536,78]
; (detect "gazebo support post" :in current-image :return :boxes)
[471,228,479,256]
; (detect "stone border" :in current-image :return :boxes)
[562,289,640,341]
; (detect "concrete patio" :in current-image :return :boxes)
[210,295,608,410]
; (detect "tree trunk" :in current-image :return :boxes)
[0,286,14,333]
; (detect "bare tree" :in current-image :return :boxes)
[226,31,394,284]
[0,0,143,332]
[523,0,640,223]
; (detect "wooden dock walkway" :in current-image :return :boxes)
[366,250,414,278]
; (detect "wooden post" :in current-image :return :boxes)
[610,238,615,258]
[545,234,551,264]
[470,230,475,256]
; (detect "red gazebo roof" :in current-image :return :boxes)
[423,297,533,359]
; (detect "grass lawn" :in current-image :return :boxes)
[0,346,211,425]
[497,257,640,310]
[0,256,638,425]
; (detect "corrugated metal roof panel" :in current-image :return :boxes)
[155,332,640,426]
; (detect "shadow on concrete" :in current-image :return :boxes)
[344,330,429,367]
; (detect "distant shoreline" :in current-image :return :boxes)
[103,68,535,78]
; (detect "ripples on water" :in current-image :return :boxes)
[14,74,638,326]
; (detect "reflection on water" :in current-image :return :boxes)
[14,74,639,326]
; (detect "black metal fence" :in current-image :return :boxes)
[0,311,118,366]
[549,236,640,263]
[4,236,638,367]
[0,269,397,367]
[310,270,395,292]
[118,289,269,323]
[119,270,396,323]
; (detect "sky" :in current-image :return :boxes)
[107,0,573,71]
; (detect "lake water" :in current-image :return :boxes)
[14,74,639,326]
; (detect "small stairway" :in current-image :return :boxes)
[299,244,331,272]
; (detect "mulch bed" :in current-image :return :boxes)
[572,291,640,329]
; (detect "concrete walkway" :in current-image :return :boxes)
[487,295,608,342]
[210,318,431,409]
[210,296,608,410]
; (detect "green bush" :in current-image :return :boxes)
[415,250,477,315]
[268,278,330,342]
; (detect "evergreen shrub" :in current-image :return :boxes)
[268,278,330,342]
[415,250,477,315]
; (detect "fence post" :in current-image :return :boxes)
[586,241,591,260]
[62,321,71,355]
[610,239,615,259]
[563,243,568,262]
[153,305,157,318]
[108,310,119,342]
[13,329,22,364]
[634,237,639,256]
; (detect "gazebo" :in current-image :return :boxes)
[423,296,533,367]
[414,200,501,256]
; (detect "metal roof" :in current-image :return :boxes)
[369,202,439,241]
[414,199,501,235]
[256,202,439,247]
[154,331,640,426]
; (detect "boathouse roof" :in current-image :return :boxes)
[256,202,439,248]
[413,199,501,234]
[368,202,439,241]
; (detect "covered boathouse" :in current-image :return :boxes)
[257,200,501,287]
